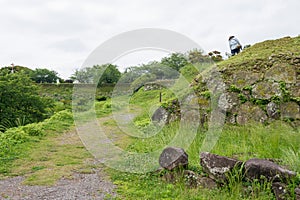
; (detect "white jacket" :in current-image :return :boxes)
[229,37,242,50]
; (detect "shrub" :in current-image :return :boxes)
[22,123,45,137]
[2,128,29,144]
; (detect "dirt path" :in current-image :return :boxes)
[0,111,138,200]
[0,167,115,200]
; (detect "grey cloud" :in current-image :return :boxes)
[49,38,87,53]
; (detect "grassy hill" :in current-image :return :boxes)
[219,36,300,69]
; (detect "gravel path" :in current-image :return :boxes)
[0,111,139,200]
[0,167,116,200]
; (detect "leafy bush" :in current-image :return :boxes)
[0,72,54,131]
[1,128,29,144]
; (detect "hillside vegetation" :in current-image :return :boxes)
[0,36,299,199]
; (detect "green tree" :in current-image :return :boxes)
[71,64,121,86]
[161,53,189,71]
[0,73,53,131]
[96,64,121,85]
[30,68,61,83]
[70,67,94,83]
[119,62,179,85]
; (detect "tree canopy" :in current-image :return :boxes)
[71,64,121,86]
[30,68,61,83]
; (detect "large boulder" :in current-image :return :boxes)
[244,158,296,182]
[159,147,188,170]
[151,107,169,125]
[200,152,242,183]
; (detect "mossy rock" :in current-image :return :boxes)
[265,64,297,83]
[231,71,261,89]
[236,102,268,125]
[252,81,281,100]
[290,83,300,98]
[218,92,239,112]
[280,102,300,120]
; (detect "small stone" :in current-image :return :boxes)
[272,182,290,200]
[183,170,218,189]
[197,177,218,189]
[159,147,188,170]
[266,102,280,119]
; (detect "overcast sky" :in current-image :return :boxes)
[0,0,299,79]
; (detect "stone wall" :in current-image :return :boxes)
[159,53,300,126]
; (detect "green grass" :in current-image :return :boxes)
[108,117,299,199]
[0,110,93,185]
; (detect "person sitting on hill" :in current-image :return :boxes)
[229,36,242,56]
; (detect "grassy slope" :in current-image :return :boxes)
[219,36,300,68]
[108,36,300,199]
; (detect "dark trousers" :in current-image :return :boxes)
[231,48,241,55]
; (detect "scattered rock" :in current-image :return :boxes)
[159,147,188,170]
[245,158,296,182]
[162,170,217,189]
[272,182,290,200]
[200,152,242,183]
